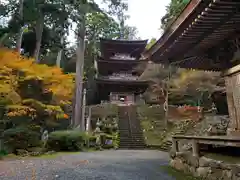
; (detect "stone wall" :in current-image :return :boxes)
[185,115,229,136]
[170,151,240,180]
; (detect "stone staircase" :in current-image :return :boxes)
[159,120,195,151]
[118,105,145,149]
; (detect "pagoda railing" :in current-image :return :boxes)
[110,53,136,60]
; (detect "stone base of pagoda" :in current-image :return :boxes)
[224,64,240,136]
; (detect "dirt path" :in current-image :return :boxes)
[0,150,175,180]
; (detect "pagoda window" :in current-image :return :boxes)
[108,72,138,80]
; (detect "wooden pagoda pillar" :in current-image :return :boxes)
[224,64,240,136]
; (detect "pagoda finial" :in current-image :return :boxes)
[118,12,126,40]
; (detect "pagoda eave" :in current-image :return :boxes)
[100,38,148,59]
[96,58,146,75]
[96,81,148,94]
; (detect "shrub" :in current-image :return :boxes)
[88,135,97,147]
[46,130,88,152]
[0,49,74,149]
[2,127,41,153]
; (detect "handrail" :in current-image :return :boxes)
[172,135,240,157]
[172,135,240,142]
[127,106,132,138]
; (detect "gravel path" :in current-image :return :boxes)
[0,150,175,180]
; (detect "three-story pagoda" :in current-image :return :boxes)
[95,38,149,105]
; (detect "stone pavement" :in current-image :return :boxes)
[0,150,175,180]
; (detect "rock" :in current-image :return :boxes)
[208,168,227,180]
[199,156,212,167]
[196,167,211,178]
[199,156,222,168]
[181,143,192,151]
[226,164,240,175]
[170,158,185,171]
[169,150,176,159]
[45,151,55,155]
[29,151,43,156]
[189,166,197,176]
[176,151,199,167]
[232,174,240,180]
[16,149,29,157]
[182,163,191,174]
[222,170,233,180]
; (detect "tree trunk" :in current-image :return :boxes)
[71,85,76,126]
[56,37,64,67]
[0,33,9,47]
[56,49,63,67]
[74,17,86,131]
[16,0,24,53]
[34,15,44,63]
[81,89,87,130]
[86,106,92,132]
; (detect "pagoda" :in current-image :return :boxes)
[95,38,149,105]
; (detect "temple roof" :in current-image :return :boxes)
[144,0,240,71]
[100,38,148,59]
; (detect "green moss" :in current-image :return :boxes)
[161,166,202,180]
[87,104,118,118]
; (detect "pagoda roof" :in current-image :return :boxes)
[96,77,149,93]
[144,0,240,71]
[100,38,148,59]
[97,59,145,76]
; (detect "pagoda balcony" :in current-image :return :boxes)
[95,74,148,85]
[110,53,136,61]
[97,75,139,81]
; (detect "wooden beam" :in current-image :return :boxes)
[144,0,203,58]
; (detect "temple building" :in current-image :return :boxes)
[144,0,240,135]
[95,38,149,105]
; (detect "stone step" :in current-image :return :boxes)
[118,106,145,149]
[120,139,144,142]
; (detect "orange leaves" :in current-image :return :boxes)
[63,114,69,119]
[6,105,36,118]
[0,48,74,103]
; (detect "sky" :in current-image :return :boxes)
[0,0,170,42]
[95,0,171,40]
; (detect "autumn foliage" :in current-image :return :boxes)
[0,48,75,152]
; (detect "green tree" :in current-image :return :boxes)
[161,0,190,30]
[146,38,157,49]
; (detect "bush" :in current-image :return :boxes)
[88,135,97,147]
[2,127,41,153]
[46,130,88,152]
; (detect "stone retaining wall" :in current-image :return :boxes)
[170,151,240,180]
